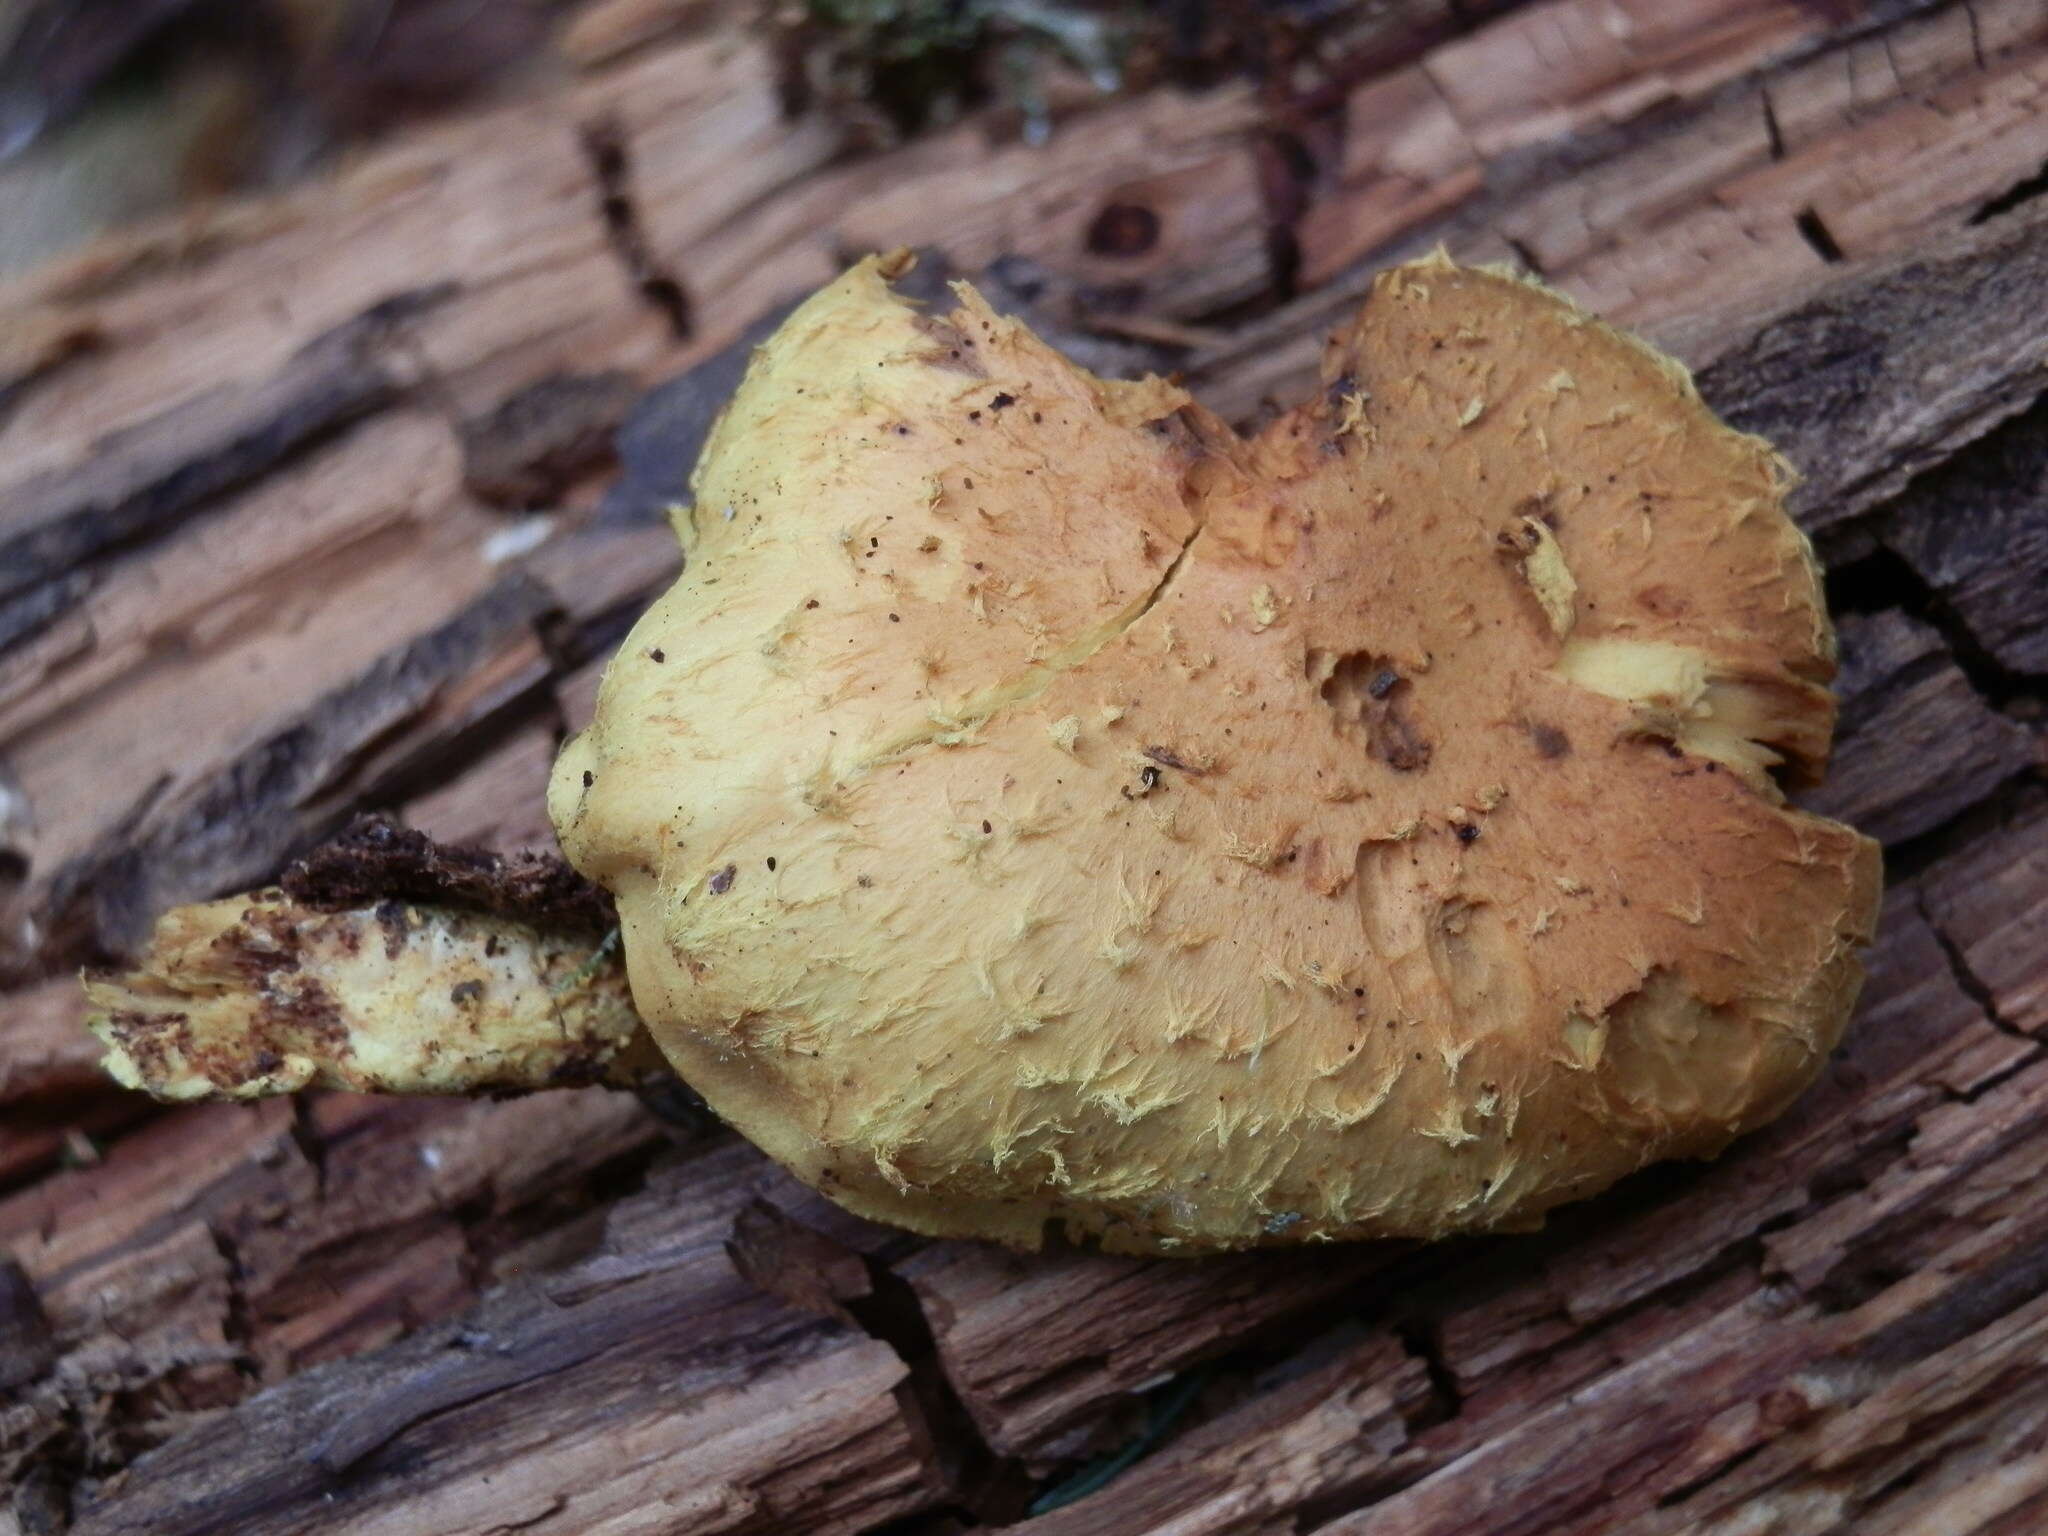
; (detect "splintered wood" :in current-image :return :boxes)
[3,0,2045,1531]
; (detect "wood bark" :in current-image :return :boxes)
[3,0,2046,1531]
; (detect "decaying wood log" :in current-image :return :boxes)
[51,1142,940,1536]
[1193,0,2048,426]
[1807,611,2038,846]
[4,0,2046,1531]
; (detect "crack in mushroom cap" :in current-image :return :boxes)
[550,252,1883,1254]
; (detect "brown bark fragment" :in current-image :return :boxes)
[457,369,640,509]
[993,1333,1436,1534]
[280,815,614,936]
[0,978,102,1105]
[899,1239,1401,1459]
[0,286,447,617]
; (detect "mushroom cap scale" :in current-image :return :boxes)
[550,253,1881,1254]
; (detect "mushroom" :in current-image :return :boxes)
[89,252,1881,1254]
[549,250,1880,1252]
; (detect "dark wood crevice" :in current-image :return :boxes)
[1917,886,2031,1042]
[1879,776,2047,886]
[1825,542,2045,714]
[1793,205,1847,263]
[578,117,695,342]
[1970,154,2048,224]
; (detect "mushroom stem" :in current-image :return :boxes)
[84,892,657,1102]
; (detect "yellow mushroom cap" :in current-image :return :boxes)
[549,253,1881,1254]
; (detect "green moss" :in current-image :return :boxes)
[784,0,1134,141]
